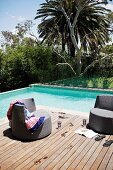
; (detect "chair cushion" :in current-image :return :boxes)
[95,95,113,111]
[90,108,113,118]
[88,108,113,134]
[32,110,51,119]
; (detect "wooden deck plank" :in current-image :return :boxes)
[89,135,112,170]
[74,136,108,170]
[33,134,82,170]
[65,138,97,170]
[43,137,86,170]
[0,118,62,168]
[1,113,75,169]
[97,136,113,170]
[0,111,113,170]
[0,111,59,159]
[59,137,91,170]
[28,118,82,170]
[12,116,80,170]
[0,123,9,134]
[80,136,110,170]
[106,152,113,170]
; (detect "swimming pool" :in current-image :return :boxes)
[1,85,113,118]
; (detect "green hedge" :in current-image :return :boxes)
[49,76,113,89]
[0,45,73,92]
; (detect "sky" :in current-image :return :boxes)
[0,0,113,38]
[0,0,45,36]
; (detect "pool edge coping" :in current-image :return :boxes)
[0,86,30,95]
[30,83,113,93]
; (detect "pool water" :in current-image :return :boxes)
[0,85,113,118]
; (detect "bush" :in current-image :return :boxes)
[0,44,74,92]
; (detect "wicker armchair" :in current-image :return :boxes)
[88,95,113,134]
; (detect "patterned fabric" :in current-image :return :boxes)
[7,100,45,132]
[25,115,45,132]
[7,100,24,120]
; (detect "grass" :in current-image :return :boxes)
[48,76,113,89]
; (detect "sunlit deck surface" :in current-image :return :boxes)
[0,110,113,170]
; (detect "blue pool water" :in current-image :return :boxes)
[0,85,113,118]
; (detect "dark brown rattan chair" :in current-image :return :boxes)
[88,95,113,135]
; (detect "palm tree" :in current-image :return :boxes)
[103,0,112,4]
[35,0,111,75]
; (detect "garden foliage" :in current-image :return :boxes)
[0,44,73,92]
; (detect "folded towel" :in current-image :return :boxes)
[25,115,45,132]
[7,100,24,120]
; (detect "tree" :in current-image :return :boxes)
[94,0,112,4]
[0,20,39,50]
[108,11,113,34]
[35,0,111,75]
[102,0,112,4]
[15,20,39,43]
[1,31,20,48]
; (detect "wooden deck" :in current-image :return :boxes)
[0,111,113,170]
